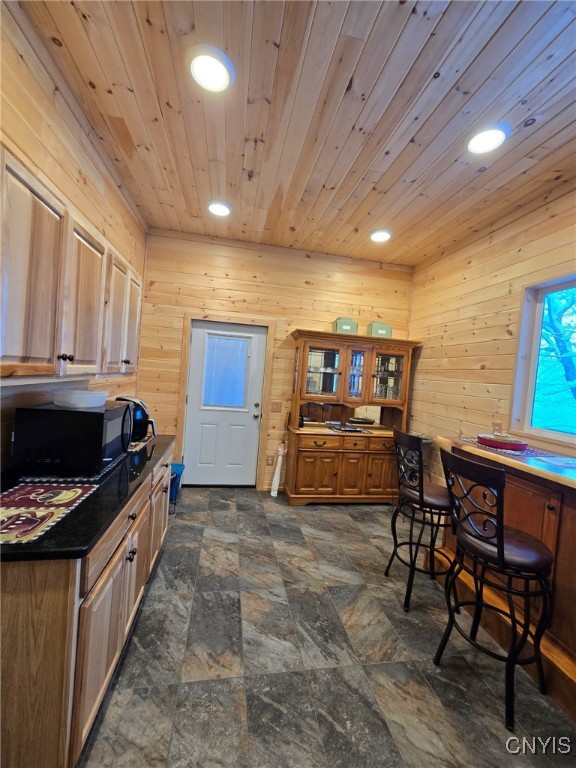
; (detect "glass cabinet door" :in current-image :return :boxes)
[302,343,342,399]
[371,352,404,402]
[344,347,367,403]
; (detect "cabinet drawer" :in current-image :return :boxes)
[80,477,151,597]
[299,435,342,450]
[367,436,395,452]
[342,436,368,450]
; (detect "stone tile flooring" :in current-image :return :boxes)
[77,488,576,767]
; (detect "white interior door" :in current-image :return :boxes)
[183,321,267,485]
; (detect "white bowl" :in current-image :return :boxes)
[53,390,109,409]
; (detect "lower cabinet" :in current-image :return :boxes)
[148,461,171,572]
[0,440,175,768]
[69,495,152,766]
[285,428,397,505]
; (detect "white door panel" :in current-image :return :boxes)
[183,321,267,485]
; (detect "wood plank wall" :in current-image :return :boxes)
[141,232,413,487]
[0,10,146,463]
[408,188,576,482]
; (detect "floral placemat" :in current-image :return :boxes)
[0,483,97,544]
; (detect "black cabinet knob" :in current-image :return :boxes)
[128,512,137,521]
[68,354,74,361]
[126,547,137,562]
[163,486,169,494]
[58,353,68,361]
[122,359,131,365]
[546,504,556,511]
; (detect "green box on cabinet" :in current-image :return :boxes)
[332,317,358,334]
[367,322,393,338]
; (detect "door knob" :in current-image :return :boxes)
[253,413,260,419]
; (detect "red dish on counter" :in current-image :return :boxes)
[477,434,529,451]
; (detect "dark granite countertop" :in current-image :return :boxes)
[0,435,175,562]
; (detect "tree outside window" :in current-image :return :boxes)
[531,286,576,436]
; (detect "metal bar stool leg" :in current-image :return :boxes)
[384,504,401,577]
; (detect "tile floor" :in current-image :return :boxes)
[78,487,576,768]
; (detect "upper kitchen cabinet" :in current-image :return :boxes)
[102,252,142,375]
[1,150,142,379]
[1,151,66,377]
[59,222,107,376]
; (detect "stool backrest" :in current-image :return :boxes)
[393,427,425,505]
[439,448,506,569]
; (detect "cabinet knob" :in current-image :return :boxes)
[68,354,74,361]
[122,359,131,364]
[314,440,326,446]
[353,441,358,446]
[546,503,556,511]
[164,462,170,468]
[57,353,69,361]
[163,486,169,493]
[126,547,137,562]
[128,512,137,521]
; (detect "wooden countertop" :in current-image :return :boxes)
[436,435,576,490]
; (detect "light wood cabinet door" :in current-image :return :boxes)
[59,224,107,374]
[70,544,126,766]
[295,452,339,494]
[149,466,171,574]
[123,272,142,374]
[123,500,151,636]
[102,252,142,375]
[1,153,65,376]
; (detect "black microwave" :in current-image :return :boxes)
[12,401,133,477]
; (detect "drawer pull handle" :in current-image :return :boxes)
[314,440,326,446]
[126,547,137,562]
[128,512,137,521]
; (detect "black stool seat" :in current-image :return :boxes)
[385,428,452,611]
[402,481,450,510]
[458,525,554,572]
[435,448,554,731]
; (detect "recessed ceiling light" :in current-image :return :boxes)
[208,201,231,217]
[187,44,235,92]
[370,229,392,243]
[467,122,511,154]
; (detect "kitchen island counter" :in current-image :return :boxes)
[436,434,576,723]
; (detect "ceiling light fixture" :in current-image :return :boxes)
[187,44,236,92]
[208,201,231,217]
[370,229,392,243]
[467,122,511,154]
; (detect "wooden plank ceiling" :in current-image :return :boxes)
[13,0,576,266]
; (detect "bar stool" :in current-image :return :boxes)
[384,427,452,611]
[434,448,554,731]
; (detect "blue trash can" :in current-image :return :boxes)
[170,463,185,502]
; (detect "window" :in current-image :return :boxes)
[202,333,249,408]
[512,279,576,443]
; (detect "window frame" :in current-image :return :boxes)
[511,276,576,446]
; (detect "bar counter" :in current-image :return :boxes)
[436,435,576,723]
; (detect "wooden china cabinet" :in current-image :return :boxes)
[284,329,421,505]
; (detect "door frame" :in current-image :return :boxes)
[176,311,276,490]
